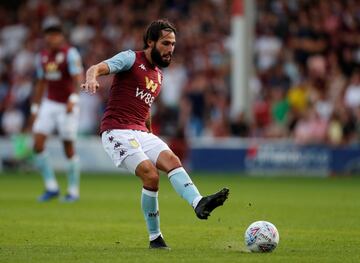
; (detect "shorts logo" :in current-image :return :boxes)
[129,138,139,148]
[119,149,127,157]
[114,141,122,149]
[108,136,114,143]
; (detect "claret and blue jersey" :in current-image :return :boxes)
[35,46,83,103]
[101,50,163,133]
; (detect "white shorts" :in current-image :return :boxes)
[33,99,79,141]
[101,129,170,174]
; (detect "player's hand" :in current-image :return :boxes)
[81,80,99,94]
[66,101,74,114]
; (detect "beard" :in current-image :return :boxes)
[151,46,171,68]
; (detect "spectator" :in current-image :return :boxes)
[255,27,282,72]
[294,105,328,145]
[0,0,359,145]
[344,70,360,112]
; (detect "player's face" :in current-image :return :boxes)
[45,32,64,50]
[151,30,176,68]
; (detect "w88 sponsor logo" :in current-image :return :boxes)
[135,87,155,106]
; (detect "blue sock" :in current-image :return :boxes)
[168,167,202,209]
[141,188,161,241]
[67,156,80,197]
[35,152,58,191]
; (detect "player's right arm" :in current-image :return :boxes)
[31,79,46,108]
[81,50,135,94]
[27,54,46,130]
[81,62,109,94]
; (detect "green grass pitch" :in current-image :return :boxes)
[1,172,360,263]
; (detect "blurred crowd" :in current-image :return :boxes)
[252,0,360,146]
[0,0,360,146]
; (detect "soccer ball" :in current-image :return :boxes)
[244,221,279,252]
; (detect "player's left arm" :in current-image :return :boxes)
[67,47,84,113]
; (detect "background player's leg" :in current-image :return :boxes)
[156,150,202,209]
[63,140,80,201]
[57,101,80,202]
[34,133,59,201]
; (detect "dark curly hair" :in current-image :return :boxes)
[143,19,177,49]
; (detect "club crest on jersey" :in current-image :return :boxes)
[128,138,139,148]
[145,76,158,93]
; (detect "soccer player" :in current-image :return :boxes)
[81,19,229,249]
[29,19,83,202]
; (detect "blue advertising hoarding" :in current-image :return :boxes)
[190,143,360,176]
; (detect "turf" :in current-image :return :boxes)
[0,172,359,263]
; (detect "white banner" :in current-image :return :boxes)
[0,136,124,173]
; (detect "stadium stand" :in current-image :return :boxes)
[0,0,359,146]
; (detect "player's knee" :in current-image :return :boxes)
[63,141,74,158]
[64,148,74,159]
[33,134,47,154]
[136,162,159,189]
[145,172,159,189]
[143,167,159,186]
[168,153,182,169]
